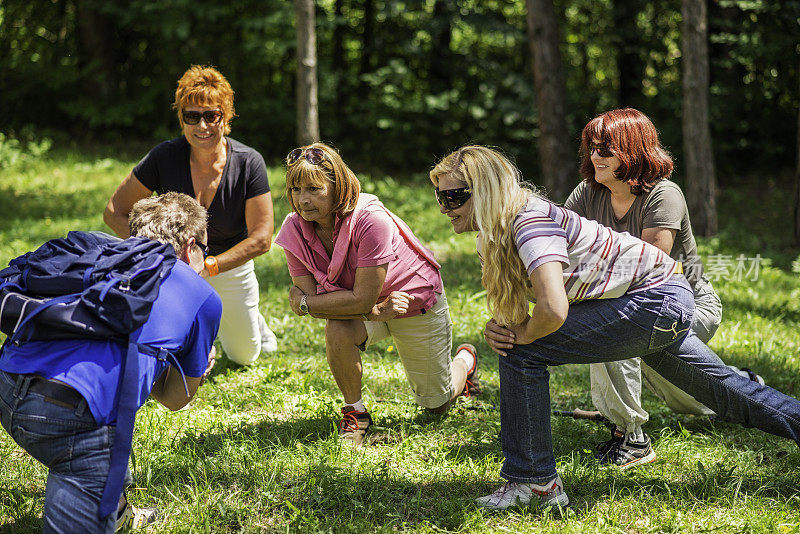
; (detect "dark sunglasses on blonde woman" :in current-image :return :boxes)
[434,186,472,210]
[182,110,223,125]
[286,147,326,166]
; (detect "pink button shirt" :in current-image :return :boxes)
[276,194,443,318]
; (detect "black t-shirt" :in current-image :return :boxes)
[133,137,270,255]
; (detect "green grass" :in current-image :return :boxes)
[1,144,800,533]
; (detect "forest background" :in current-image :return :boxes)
[3,0,799,213]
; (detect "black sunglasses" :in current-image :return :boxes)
[182,110,223,125]
[588,142,614,158]
[435,186,472,210]
[195,239,209,258]
[287,147,327,166]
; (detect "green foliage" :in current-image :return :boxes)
[3,0,797,180]
[708,0,800,173]
[1,146,800,532]
[0,132,52,170]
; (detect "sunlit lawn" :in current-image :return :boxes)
[1,143,799,532]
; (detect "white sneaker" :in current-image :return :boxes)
[475,476,569,511]
[259,316,278,353]
[115,503,159,530]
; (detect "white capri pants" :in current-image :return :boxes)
[206,259,267,366]
[591,278,725,434]
[363,292,454,409]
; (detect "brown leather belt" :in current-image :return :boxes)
[7,373,85,409]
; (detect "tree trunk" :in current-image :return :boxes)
[794,57,800,244]
[295,0,320,145]
[681,0,717,236]
[429,0,453,94]
[358,0,375,100]
[525,0,574,201]
[614,0,646,108]
[75,0,117,98]
[332,0,347,128]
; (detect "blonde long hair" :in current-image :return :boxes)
[430,146,543,325]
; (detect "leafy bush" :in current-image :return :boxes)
[0,133,52,170]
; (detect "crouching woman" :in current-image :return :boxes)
[275,143,478,446]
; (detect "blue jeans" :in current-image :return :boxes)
[499,277,800,483]
[0,370,117,533]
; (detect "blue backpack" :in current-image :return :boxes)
[0,231,179,519]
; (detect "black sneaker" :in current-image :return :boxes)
[338,406,373,447]
[736,366,765,385]
[595,426,656,469]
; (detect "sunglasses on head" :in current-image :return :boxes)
[182,110,223,125]
[435,186,472,210]
[286,147,327,166]
[588,142,614,158]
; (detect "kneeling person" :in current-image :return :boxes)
[275,143,479,446]
[0,192,222,532]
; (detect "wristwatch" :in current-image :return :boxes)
[204,255,219,277]
[299,294,309,314]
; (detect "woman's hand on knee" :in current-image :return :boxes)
[484,318,515,357]
[371,291,414,321]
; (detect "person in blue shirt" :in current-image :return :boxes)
[0,192,222,533]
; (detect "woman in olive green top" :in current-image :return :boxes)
[565,108,762,468]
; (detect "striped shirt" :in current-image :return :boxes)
[483,196,677,303]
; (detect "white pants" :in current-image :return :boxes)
[590,278,724,436]
[206,260,266,365]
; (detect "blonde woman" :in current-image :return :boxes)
[431,145,800,511]
[275,143,479,446]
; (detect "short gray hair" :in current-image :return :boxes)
[129,192,208,254]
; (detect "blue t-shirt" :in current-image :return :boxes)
[0,261,222,425]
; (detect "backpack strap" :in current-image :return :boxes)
[98,330,142,520]
[96,338,191,518]
[8,292,81,345]
[137,343,190,397]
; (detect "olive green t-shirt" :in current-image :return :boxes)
[564,179,707,291]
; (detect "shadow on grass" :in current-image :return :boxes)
[174,400,502,460]
[126,397,800,531]
[724,297,800,326]
[0,487,44,534]
[0,187,109,230]
[711,349,800,396]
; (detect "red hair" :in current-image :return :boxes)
[579,108,673,195]
[173,65,236,135]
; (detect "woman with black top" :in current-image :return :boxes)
[104,65,278,365]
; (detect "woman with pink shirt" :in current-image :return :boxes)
[275,143,479,446]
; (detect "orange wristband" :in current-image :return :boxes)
[204,255,219,277]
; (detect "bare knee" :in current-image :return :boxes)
[325,319,366,350]
[325,319,354,343]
